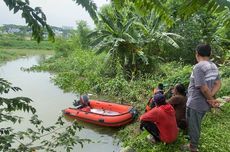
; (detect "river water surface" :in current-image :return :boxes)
[0,56,121,152]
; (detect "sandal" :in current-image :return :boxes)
[146,134,156,144]
[180,144,199,152]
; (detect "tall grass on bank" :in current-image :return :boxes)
[0,48,54,64]
[0,34,54,64]
[0,34,54,50]
[30,47,230,106]
[29,48,106,94]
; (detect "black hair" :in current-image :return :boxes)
[158,83,164,90]
[154,93,166,106]
[156,100,167,106]
[175,83,186,96]
[196,44,211,57]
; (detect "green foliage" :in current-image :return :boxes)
[216,78,230,97]
[219,64,230,78]
[30,48,105,94]
[101,74,129,97]
[90,4,182,79]
[215,8,230,35]
[0,48,53,65]
[0,34,54,50]
[71,20,92,50]
[158,62,192,87]
[165,2,230,64]
[3,0,54,42]
[179,0,228,18]
[89,6,141,79]
[72,0,98,24]
[112,0,230,31]
[0,49,16,63]
[112,0,173,26]
[178,0,230,27]
[2,0,98,43]
[0,78,36,115]
[215,63,230,97]
[54,38,73,57]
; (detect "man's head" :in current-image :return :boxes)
[154,93,166,106]
[195,44,211,61]
[158,83,164,90]
[173,83,186,96]
[153,83,164,94]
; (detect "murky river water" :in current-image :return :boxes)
[0,55,121,152]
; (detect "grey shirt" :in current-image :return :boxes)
[187,61,220,112]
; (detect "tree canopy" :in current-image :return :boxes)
[3,0,230,42]
[2,0,98,42]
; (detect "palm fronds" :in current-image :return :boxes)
[73,0,98,23]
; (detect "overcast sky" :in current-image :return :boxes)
[0,0,110,28]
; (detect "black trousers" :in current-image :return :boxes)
[140,121,160,142]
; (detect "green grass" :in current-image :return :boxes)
[200,104,230,152]
[0,34,54,64]
[118,103,230,152]
[0,34,54,50]
[0,48,54,64]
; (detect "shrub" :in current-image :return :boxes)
[217,78,230,97]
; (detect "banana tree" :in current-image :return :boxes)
[89,9,141,79]
[132,10,183,74]
[89,6,182,79]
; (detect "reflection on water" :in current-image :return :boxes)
[0,56,121,152]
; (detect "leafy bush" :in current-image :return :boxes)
[0,50,15,62]
[157,62,192,88]
[31,48,105,94]
[217,78,230,97]
[219,65,230,78]
[54,38,74,57]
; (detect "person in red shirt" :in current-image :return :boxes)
[140,93,178,144]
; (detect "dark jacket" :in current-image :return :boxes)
[168,95,187,129]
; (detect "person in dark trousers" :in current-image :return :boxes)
[181,44,221,152]
[140,93,178,144]
[168,83,187,131]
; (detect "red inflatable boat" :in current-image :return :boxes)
[63,96,137,127]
